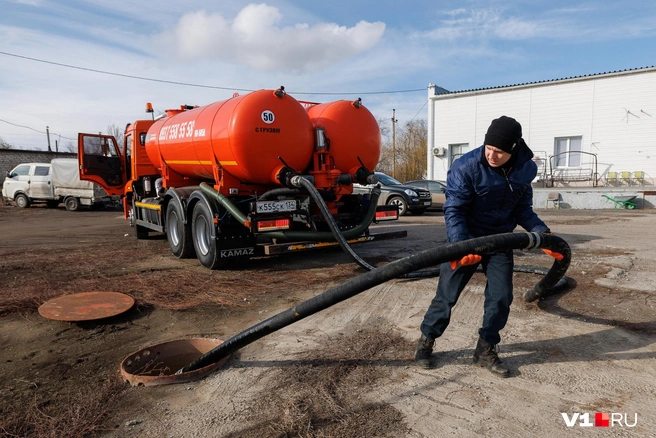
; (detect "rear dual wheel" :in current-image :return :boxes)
[166,200,195,258]
[191,201,223,269]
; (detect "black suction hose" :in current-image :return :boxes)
[290,176,570,294]
[257,187,301,201]
[177,231,570,374]
[290,176,377,271]
[199,182,381,242]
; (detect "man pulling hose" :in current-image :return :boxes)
[415,116,563,377]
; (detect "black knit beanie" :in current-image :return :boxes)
[484,116,522,154]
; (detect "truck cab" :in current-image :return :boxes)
[2,163,55,208]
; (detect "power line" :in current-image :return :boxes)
[0,51,427,96]
[0,118,75,141]
[410,100,428,122]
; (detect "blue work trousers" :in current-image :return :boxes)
[420,250,514,345]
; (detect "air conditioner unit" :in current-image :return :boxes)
[433,147,445,157]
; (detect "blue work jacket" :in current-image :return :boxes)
[443,143,549,242]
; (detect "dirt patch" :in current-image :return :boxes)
[232,323,411,437]
[0,205,386,437]
[1,205,655,437]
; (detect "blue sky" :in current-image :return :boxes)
[1,0,655,150]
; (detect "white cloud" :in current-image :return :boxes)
[155,3,385,72]
[422,5,656,43]
[420,8,553,41]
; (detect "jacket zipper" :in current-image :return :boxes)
[503,168,514,192]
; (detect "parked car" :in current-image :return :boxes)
[405,179,447,209]
[353,172,432,216]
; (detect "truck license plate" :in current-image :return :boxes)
[256,200,297,213]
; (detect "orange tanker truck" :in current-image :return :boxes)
[77,87,405,269]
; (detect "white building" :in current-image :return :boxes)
[427,66,656,189]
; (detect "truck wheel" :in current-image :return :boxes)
[14,194,30,208]
[191,201,222,269]
[64,197,80,212]
[387,196,408,216]
[166,200,195,258]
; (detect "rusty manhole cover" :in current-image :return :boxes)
[38,291,135,322]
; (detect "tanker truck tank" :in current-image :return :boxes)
[144,88,315,187]
[306,98,381,177]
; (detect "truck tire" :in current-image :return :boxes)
[14,194,30,208]
[166,200,195,258]
[191,201,222,269]
[64,197,80,212]
[387,196,408,216]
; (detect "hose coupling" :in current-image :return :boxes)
[289,175,305,188]
[525,232,542,250]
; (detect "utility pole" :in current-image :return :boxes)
[46,126,52,152]
[391,109,397,179]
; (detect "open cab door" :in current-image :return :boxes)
[78,133,126,196]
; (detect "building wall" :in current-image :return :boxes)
[428,68,656,186]
[0,150,76,185]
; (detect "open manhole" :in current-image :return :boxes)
[38,291,135,322]
[120,338,230,387]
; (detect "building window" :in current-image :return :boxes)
[449,143,468,166]
[554,136,582,167]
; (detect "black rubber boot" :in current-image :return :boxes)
[472,337,510,377]
[415,334,435,369]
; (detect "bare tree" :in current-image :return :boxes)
[376,117,393,172]
[376,119,427,182]
[0,137,12,149]
[106,124,125,149]
[377,116,391,138]
[398,119,428,181]
[61,141,76,153]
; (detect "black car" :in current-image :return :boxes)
[353,172,432,216]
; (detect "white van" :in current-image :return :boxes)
[2,163,55,208]
[2,160,113,210]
